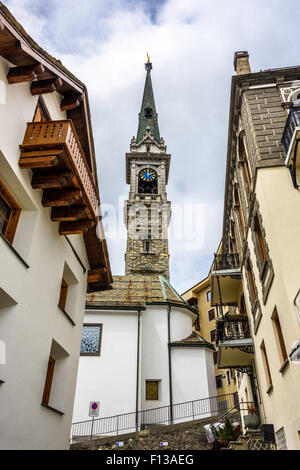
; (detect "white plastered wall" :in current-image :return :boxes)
[0,56,89,450]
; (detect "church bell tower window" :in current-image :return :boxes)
[144,107,153,118]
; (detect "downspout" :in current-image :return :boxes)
[249,364,262,426]
[135,309,141,431]
[167,305,173,425]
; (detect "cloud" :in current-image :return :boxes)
[4,0,300,293]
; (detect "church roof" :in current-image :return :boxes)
[86,275,197,314]
[136,62,160,144]
[169,332,215,350]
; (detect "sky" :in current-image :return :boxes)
[4,0,300,293]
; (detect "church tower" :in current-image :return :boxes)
[125,60,171,280]
[73,59,217,428]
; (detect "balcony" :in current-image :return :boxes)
[282,105,300,188]
[19,120,100,235]
[216,313,253,369]
[210,253,242,307]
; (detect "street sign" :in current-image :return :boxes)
[89,401,100,418]
[116,442,124,447]
[160,442,169,447]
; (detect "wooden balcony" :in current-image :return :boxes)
[19,120,100,235]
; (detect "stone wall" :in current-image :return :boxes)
[71,416,221,451]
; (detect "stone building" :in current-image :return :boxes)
[211,51,300,450]
[72,61,217,433]
[0,4,112,450]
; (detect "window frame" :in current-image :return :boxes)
[208,308,215,322]
[58,278,69,311]
[33,96,51,122]
[260,340,273,392]
[271,308,288,370]
[0,179,21,244]
[239,135,251,197]
[253,214,267,266]
[80,323,103,357]
[210,329,216,344]
[42,356,56,406]
[216,375,223,389]
[145,379,160,401]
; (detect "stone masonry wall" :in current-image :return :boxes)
[71,416,222,451]
[242,86,286,167]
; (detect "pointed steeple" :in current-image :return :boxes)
[137,60,160,144]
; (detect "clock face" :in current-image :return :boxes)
[139,168,157,182]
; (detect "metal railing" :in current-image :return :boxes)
[281,106,300,155]
[216,315,251,344]
[71,393,238,442]
[214,253,240,271]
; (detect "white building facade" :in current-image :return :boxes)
[0,6,111,450]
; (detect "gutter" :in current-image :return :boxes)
[167,305,173,425]
[136,309,141,431]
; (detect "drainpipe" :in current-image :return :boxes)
[167,305,173,425]
[248,366,262,426]
[135,309,141,431]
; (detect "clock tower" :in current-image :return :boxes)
[125,60,171,280]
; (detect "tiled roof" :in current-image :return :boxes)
[169,332,215,350]
[86,275,197,313]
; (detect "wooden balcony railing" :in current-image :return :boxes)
[20,120,99,223]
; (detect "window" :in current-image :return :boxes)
[276,427,287,450]
[145,240,151,253]
[146,380,160,400]
[272,308,288,368]
[253,215,267,266]
[80,324,103,356]
[226,370,231,387]
[210,329,216,343]
[0,179,21,244]
[213,351,218,365]
[234,188,245,237]
[239,136,251,196]
[58,278,68,311]
[206,290,211,303]
[240,294,247,316]
[260,340,272,391]
[42,357,55,406]
[194,316,200,331]
[33,97,50,122]
[216,375,223,389]
[246,260,257,304]
[208,308,215,322]
[42,340,69,412]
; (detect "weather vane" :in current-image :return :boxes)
[147,52,150,63]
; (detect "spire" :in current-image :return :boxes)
[136,58,160,144]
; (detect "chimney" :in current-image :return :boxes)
[234,51,251,75]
